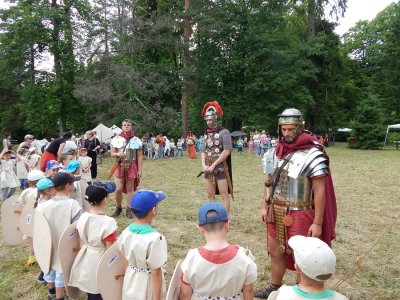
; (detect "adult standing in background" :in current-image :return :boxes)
[110,119,143,218]
[40,132,72,171]
[200,101,233,213]
[2,133,12,151]
[253,131,261,157]
[186,131,196,159]
[155,132,164,159]
[260,130,268,155]
[84,130,101,179]
[17,134,34,152]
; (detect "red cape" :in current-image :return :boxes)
[277,132,337,246]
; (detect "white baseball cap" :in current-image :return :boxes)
[288,235,336,281]
[28,147,37,153]
[27,170,45,182]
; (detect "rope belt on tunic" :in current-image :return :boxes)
[193,291,242,300]
[128,265,151,273]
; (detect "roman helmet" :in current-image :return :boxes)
[201,100,223,129]
[278,108,305,142]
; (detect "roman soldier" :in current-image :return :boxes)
[110,119,143,218]
[256,108,337,298]
[200,101,233,213]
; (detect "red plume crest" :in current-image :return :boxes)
[201,100,223,117]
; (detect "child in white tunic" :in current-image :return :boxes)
[266,236,348,300]
[180,202,257,300]
[69,185,117,300]
[78,148,92,184]
[34,177,56,284]
[37,172,81,300]
[0,148,20,201]
[16,149,29,190]
[20,170,46,267]
[117,189,168,300]
[64,160,85,208]
[27,147,41,170]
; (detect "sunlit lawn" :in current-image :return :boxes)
[0,143,399,299]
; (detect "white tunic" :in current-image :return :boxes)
[181,245,257,300]
[117,225,167,300]
[1,159,19,188]
[27,154,41,170]
[69,212,117,293]
[37,196,81,273]
[78,156,92,182]
[19,187,38,206]
[16,158,29,179]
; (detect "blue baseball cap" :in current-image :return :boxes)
[198,202,229,225]
[130,189,166,217]
[65,160,81,173]
[36,178,54,191]
[46,160,61,170]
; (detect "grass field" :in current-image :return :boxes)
[0,143,399,300]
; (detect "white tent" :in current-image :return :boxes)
[383,124,400,145]
[338,128,352,132]
[111,124,122,135]
[92,123,115,143]
[34,138,49,153]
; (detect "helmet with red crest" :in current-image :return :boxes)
[201,101,223,129]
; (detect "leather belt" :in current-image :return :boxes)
[273,198,314,211]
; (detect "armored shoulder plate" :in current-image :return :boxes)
[300,148,329,178]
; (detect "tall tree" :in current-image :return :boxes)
[181,0,191,137]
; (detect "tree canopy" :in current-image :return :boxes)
[1,0,399,148]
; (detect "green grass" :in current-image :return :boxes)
[1,143,399,299]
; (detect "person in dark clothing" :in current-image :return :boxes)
[83,130,102,179]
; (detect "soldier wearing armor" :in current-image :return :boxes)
[200,101,233,214]
[110,119,143,218]
[255,108,337,299]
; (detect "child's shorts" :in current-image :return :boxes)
[43,269,64,288]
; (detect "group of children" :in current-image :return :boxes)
[2,146,348,300]
[0,144,94,201]
[32,184,347,300]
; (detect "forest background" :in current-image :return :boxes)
[1,0,400,148]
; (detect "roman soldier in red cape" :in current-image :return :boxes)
[200,101,233,214]
[110,119,143,218]
[256,108,337,298]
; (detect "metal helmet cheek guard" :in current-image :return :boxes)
[201,100,223,129]
[277,108,305,142]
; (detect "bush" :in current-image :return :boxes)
[387,132,400,144]
[348,95,385,149]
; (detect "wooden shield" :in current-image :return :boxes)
[58,222,82,300]
[1,195,26,245]
[19,197,36,238]
[33,210,52,274]
[58,222,81,299]
[96,243,126,300]
[166,259,183,300]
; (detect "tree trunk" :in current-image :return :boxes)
[307,0,316,38]
[51,0,65,135]
[181,0,191,137]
